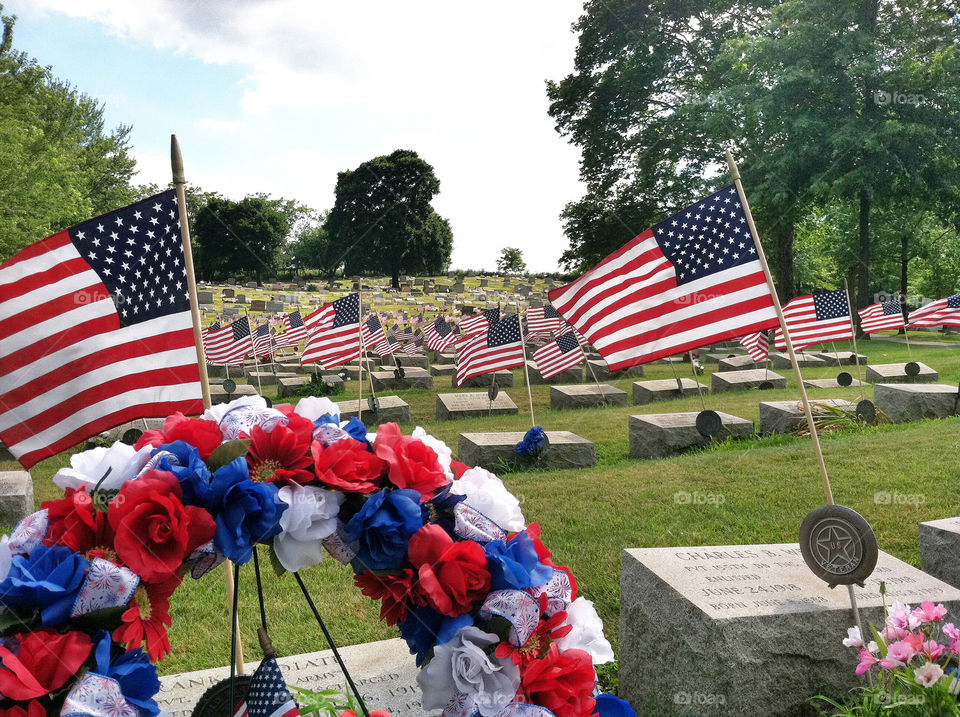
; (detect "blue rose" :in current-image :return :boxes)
[208,457,285,564]
[515,426,546,456]
[345,488,425,570]
[153,441,212,507]
[341,417,369,445]
[593,694,637,716]
[0,543,88,625]
[93,631,161,715]
[484,530,554,591]
[398,605,472,667]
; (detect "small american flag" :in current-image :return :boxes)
[252,323,276,358]
[375,334,402,356]
[423,316,456,352]
[276,311,306,348]
[527,305,564,335]
[908,293,960,328]
[361,314,387,350]
[401,339,426,355]
[459,307,500,337]
[392,324,415,342]
[455,313,525,386]
[204,317,253,366]
[774,289,853,351]
[533,331,586,380]
[232,654,300,717]
[858,300,904,333]
[739,331,769,362]
[301,293,361,368]
[549,185,778,369]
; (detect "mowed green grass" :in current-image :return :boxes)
[3,332,960,676]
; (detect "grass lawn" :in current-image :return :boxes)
[3,330,959,677]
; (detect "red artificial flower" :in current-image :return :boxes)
[272,406,317,445]
[449,460,471,479]
[108,470,216,583]
[42,489,120,563]
[135,412,222,459]
[113,575,181,661]
[373,423,448,501]
[520,643,597,717]
[0,629,92,701]
[408,524,491,617]
[312,438,386,493]
[246,424,313,483]
[354,569,415,626]
[496,594,573,668]
[1,700,46,717]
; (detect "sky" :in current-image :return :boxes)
[4,0,588,273]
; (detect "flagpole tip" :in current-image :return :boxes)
[724,149,740,180]
[171,134,185,185]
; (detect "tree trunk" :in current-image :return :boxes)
[391,267,400,290]
[772,222,796,301]
[857,189,871,312]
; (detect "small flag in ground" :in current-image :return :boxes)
[376,334,402,356]
[252,323,276,358]
[774,289,853,351]
[907,293,960,328]
[460,307,500,337]
[455,313,524,386]
[527,305,564,335]
[204,317,253,366]
[401,339,425,355]
[276,311,306,348]
[232,653,300,717]
[423,316,456,352]
[533,331,586,379]
[392,324,415,342]
[549,185,778,369]
[361,314,387,349]
[739,331,769,362]
[301,293,360,368]
[858,300,905,333]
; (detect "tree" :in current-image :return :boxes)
[324,149,452,288]
[193,195,290,283]
[496,247,526,274]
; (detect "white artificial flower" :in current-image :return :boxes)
[449,467,525,532]
[867,641,879,654]
[412,426,453,479]
[915,662,944,688]
[554,597,615,665]
[53,441,154,493]
[294,396,340,423]
[842,626,862,648]
[274,483,345,572]
[417,626,520,717]
[0,536,12,583]
[201,394,267,423]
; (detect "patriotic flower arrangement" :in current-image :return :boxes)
[0,394,635,717]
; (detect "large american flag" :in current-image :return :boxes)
[422,316,456,352]
[460,307,500,338]
[533,331,586,380]
[204,317,253,366]
[739,330,769,362]
[455,313,525,386]
[301,293,361,368]
[232,654,300,717]
[275,311,306,348]
[773,289,853,351]
[0,190,203,468]
[548,185,778,369]
[858,300,905,333]
[908,293,960,328]
[527,305,564,335]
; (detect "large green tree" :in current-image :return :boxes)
[324,149,452,288]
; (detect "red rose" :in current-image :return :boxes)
[247,424,313,483]
[2,700,45,717]
[312,438,386,493]
[449,460,471,479]
[521,643,596,716]
[374,423,448,501]
[0,629,92,700]
[273,406,317,445]
[135,412,222,459]
[354,569,415,625]
[408,524,491,617]
[108,470,216,582]
[42,489,119,563]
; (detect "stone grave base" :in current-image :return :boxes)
[0,472,34,525]
[430,364,455,377]
[585,360,644,380]
[803,377,868,390]
[632,378,708,405]
[920,518,960,589]
[865,362,938,383]
[457,370,514,388]
[874,383,960,422]
[769,352,826,369]
[550,384,628,409]
[711,369,786,393]
[717,355,761,372]
[434,352,457,365]
[436,392,518,420]
[702,352,744,364]
[210,384,259,404]
[629,411,754,459]
[525,361,583,385]
[390,355,429,370]
[758,399,856,435]
[279,376,310,397]
[336,396,410,425]
[812,351,867,365]
[369,369,434,391]
[458,431,596,471]
[245,371,297,387]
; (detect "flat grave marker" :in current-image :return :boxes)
[711,369,786,393]
[865,362,938,384]
[458,431,596,470]
[436,391,518,420]
[717,354,761,372]
[632,378,708,405]
[550,384,628,409]
[629,411,754,459]
[874,383,960,422]
[337,396,411,425]
[920,518,960,589]
[758,399,856,435]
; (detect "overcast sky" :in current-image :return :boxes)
[6,0,588,273]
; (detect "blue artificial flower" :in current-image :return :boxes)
[345,488,425,571]
[515,426,546,456]
[153,441,212,508]
[93,631,161,715]
[0,543,87,625]
[593,694,638,716]
[398,605,472,667]
[208,457,285,564]
[341,417,369,445]
[484,530,554,591]
[313,414,339,427]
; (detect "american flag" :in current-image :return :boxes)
[375,334,402,356]
[858,300,905,333]
[455,313,525,386]
[401,339,426,355]
[773,289,853,351]
[232,654,300,717]
[739,330,769,362]
[532,331,586,380]
[0,190,203,468]
[392,324,415,342]
[275,311,306,348]
[527,305,564,335]
[422,316,456,352]
[459,307,500,337]
[301,293,361,368]
[252,323,276,358]
[548,185,778,369]
[204,317,253,366]
[361,314,387,349]
[907,293,960,328]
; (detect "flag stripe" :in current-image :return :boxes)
[0,232,73,274]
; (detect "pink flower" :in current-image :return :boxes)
[880,640,916,669]
[887,602,921,631]
[856,647,879,675]
[842,626,862,648]
[944,623,960,653]
[920,640,945,660]
[914,662,944,688]
[912,601,947,624]
[881,624,909,642]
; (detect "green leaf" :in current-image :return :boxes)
[207,439,251,472]
[0,606,40,635]
[70,606,127,632]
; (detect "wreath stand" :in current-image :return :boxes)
[193,546,373,717]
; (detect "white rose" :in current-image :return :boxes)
[554,597,615,665]
[450,467,525,532]
[53,441,154,493]
[294,396,340,423]
[274,484,345,572]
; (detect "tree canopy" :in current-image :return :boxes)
[496,247,526,275]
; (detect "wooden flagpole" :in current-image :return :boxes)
[842,279,867,400]
[171,135,245,675]
[686,351,707,411]
[516,302,537,428]
[356,291,365,422]
[246,312,264,396]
